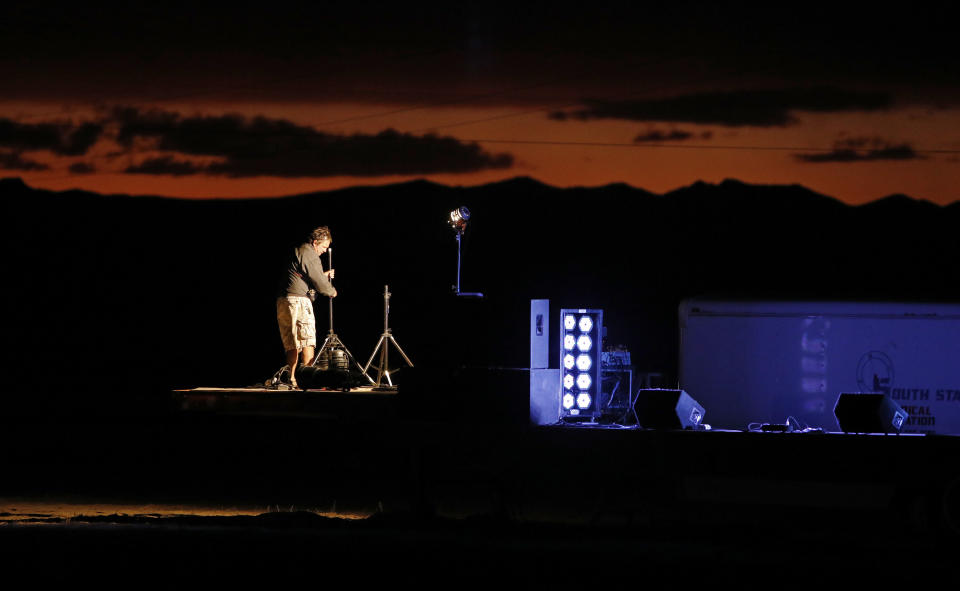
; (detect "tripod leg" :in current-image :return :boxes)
[375,335,386,386]
[387,335,414,367]
[337,341,373,383]
[363,335,386,374]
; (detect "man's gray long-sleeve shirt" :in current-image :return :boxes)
[277,242,336,298]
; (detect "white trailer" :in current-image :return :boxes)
[679,299,960,434]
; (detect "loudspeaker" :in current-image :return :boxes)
[834,392,909,433]
[530,299,550,369]
[634,389,705,429]
[529,368,560,426]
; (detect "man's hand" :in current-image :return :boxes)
[325,269,335,279]
[331,288,338,298]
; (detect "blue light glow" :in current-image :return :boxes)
[559,308,604,420]
[576,354,592,371]
[577,373,592,390]
[578,316,593,333]
[577,334,592,352]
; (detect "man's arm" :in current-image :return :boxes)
[303,250,337,297]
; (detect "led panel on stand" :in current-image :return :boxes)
[559,308,603,419]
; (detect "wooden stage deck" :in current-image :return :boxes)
[172,385,399,415]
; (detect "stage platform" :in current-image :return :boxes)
[173,385,399,416]
[6,384,960,542]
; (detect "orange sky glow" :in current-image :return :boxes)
[7,101,958,204]
[2,5,958,204]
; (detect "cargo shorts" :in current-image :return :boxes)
[277,295,317,351]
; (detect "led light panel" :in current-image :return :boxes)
[559,308,603,419]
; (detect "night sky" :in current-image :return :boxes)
[1,2,958,203]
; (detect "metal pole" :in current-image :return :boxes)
[384,285,390,333]
[327,247,334,333]
[455,232,462,294]
[379,286,390,385]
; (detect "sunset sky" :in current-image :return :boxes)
[1,2,958,204]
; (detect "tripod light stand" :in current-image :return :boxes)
[449,206,483,298]
[312,247,373,383]
[363,285,414,389]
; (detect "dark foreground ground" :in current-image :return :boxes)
[3,393,959,588]
[3,508,957,588]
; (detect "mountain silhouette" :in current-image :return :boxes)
[2,176,957,414]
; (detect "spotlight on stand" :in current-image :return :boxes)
[449,206,470,233]
[560,308,603,421]
[448,206,483,298]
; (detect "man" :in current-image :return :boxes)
[276,226,337,388]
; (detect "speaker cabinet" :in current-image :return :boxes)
[834,392,909,433]
[634,389,705,429]
[529,368,560,426]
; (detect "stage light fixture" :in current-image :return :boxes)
[577,373,592,390]
[448,206,470,232]
[559,308,603,419]
[577,334,592,352]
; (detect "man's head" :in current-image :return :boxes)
[309,226,332,255]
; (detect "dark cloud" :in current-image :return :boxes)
[0,118,103,155]
[633,129,713,143]
[60,123,105,156]
[0,151,49,171]
[125,156,204,177]
[68,162,97,174]
[794,137,923,163]
[111,107,513,177]
[551,88,892,128]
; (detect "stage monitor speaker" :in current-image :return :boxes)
[634,389,705,430]
[834,392,909,433]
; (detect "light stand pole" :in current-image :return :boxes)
[363,285,414,389]
[313,247,373,383]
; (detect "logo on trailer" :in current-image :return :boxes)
[856,351,894,395]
